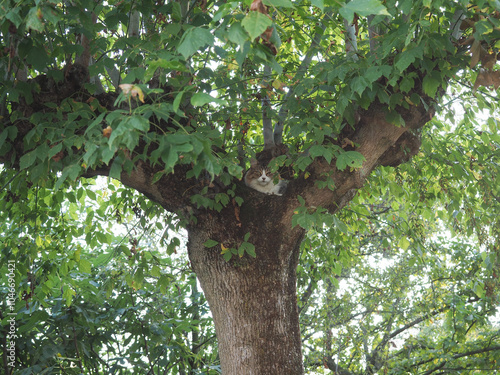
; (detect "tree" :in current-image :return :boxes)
[0,0,499,373]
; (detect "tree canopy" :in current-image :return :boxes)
[1,0,500,374]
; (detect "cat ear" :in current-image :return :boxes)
[250,158,258,167]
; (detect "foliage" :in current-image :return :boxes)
[298,98,500,374]
[0,0,497,182]
[0,176,217,374]
[0,0,499,373]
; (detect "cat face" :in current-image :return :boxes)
[244,159,288,196]
[246,166,275,186]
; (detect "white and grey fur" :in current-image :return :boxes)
[244,159,288,196]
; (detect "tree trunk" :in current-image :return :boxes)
[187,195,306,374]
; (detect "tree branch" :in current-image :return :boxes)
[450,8,466,41]
[74,4,98,68]
[128,8,141,37]
[421,345,500,375]
[386,305,449,345]
[344,18,358,61]
[298,278,316,315]
[262,65,274,150]
[324,356,355,375]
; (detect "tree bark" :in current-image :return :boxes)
[187,195,306,374]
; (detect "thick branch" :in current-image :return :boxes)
[262,65,274,150]
[344,18,358,60]
[82,161,198,217]
[450,9,466,41]
[74,7,97,68]
[128,9,141,37]
[298,278,316,315]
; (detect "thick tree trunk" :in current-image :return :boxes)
[187,196,306,374]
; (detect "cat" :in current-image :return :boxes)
[244,159,288,196]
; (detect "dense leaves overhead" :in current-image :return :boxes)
[0,0,498,183]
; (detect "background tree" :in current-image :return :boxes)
[299,115,500,374]
[0,0,499,374]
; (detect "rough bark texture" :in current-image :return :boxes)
[188,197,306,374]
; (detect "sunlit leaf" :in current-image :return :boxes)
[241,11,272,40]
[340,0,390,24]
[177,27,214,59]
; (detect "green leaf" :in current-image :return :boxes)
[55,164,82,190]
[244,243,256,258]
[241,11,272,40]
[63,286,75,307]
[351,76,371,96]
[26,7,44,32]
[79,258,92,273]
[333,262,342,276]
[109,159,123,180]
[262,0,295,8]
[340,0,390,24]
[394,45,424,72]
[422,71,442,97]
[364,66,383,83]
[473,281,485,299]
[336,151,365,171]
[151,265,161,277]
[309,145,334,164]
[129,115,150,132]
[191,92,228,107]
[238,244,245,257]
[204,239,218,248]
[19,150,37,170]
[6,8,23,28]
[177,27,214,59]
[48,142,63,160]
[40,5,61,26]
[144,59,187,81]
[227,163,244,178]
[333,217,348,232]
[311,0,324,9]
[173,90,185,114]
[398,237,410,250]
[227,22,250,46]
[223,251,233,261]
[161,145,179,170]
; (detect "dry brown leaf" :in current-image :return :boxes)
[250,0,268,15]
[473,69,500,92]
[470,39,482,68]
[481,53,497,70]
[119,83,145,103]
[341,137,354,149]
[459,35,475,46]
[261,26,273,43]
[249,0,277,54]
